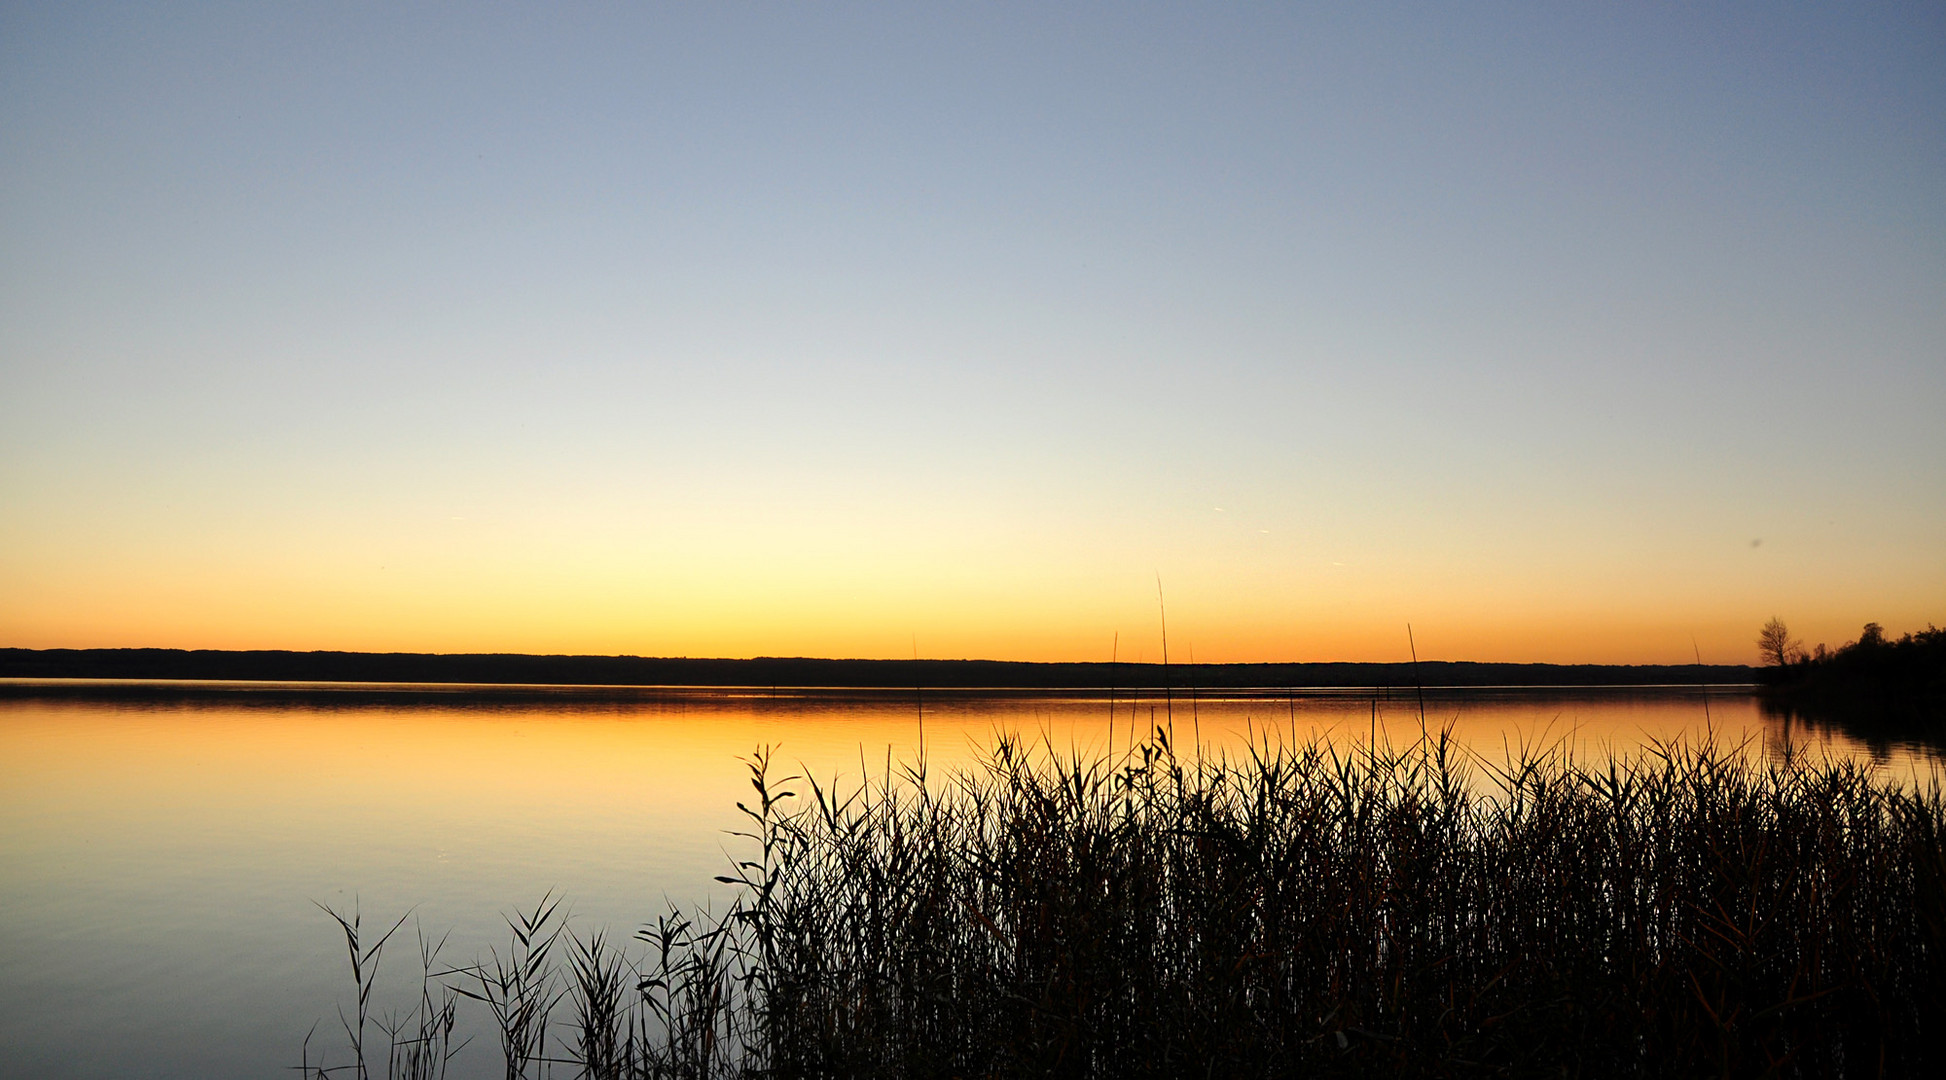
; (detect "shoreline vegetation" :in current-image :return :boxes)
[304,728,1946,1080]
[1757,621,1944,703]
[1755,621,1946,753]
[0,647,1753,690]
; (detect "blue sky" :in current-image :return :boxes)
[3,2,1941,661]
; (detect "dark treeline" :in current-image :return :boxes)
[0,647,1753,690]
[1761,622,1945,698]
[1759,622,1946,750]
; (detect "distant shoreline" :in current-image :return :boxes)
[0,647,1753,690]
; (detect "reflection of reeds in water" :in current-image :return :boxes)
[309,730,1946,1078]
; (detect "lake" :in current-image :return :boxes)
[0,680,1933,1079]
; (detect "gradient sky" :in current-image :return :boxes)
[2,2,1941,664]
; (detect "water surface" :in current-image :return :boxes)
[0,680,1931,1079]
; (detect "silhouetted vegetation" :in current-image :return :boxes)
[308,730,1946,1078]
[1759,621,1945,696]
[1757,621,1946,751]
[1756,617,1802,669]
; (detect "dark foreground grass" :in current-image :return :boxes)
[309,730,1946,1079]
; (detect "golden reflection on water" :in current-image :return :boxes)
[0,683,1934,1080]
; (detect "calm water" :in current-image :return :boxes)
[1,680,1933,1079]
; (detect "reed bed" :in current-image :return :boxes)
[309,728,1946,1079]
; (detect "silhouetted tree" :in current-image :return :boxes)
[1757,617,1801,667]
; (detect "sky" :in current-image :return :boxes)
[2,2,1941,665]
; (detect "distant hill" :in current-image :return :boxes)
[0,648,1752,690]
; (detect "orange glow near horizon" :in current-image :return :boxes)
[3,522,1935,666]
[11,405,1939,665]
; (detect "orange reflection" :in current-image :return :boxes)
[2,685,1934,1080]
